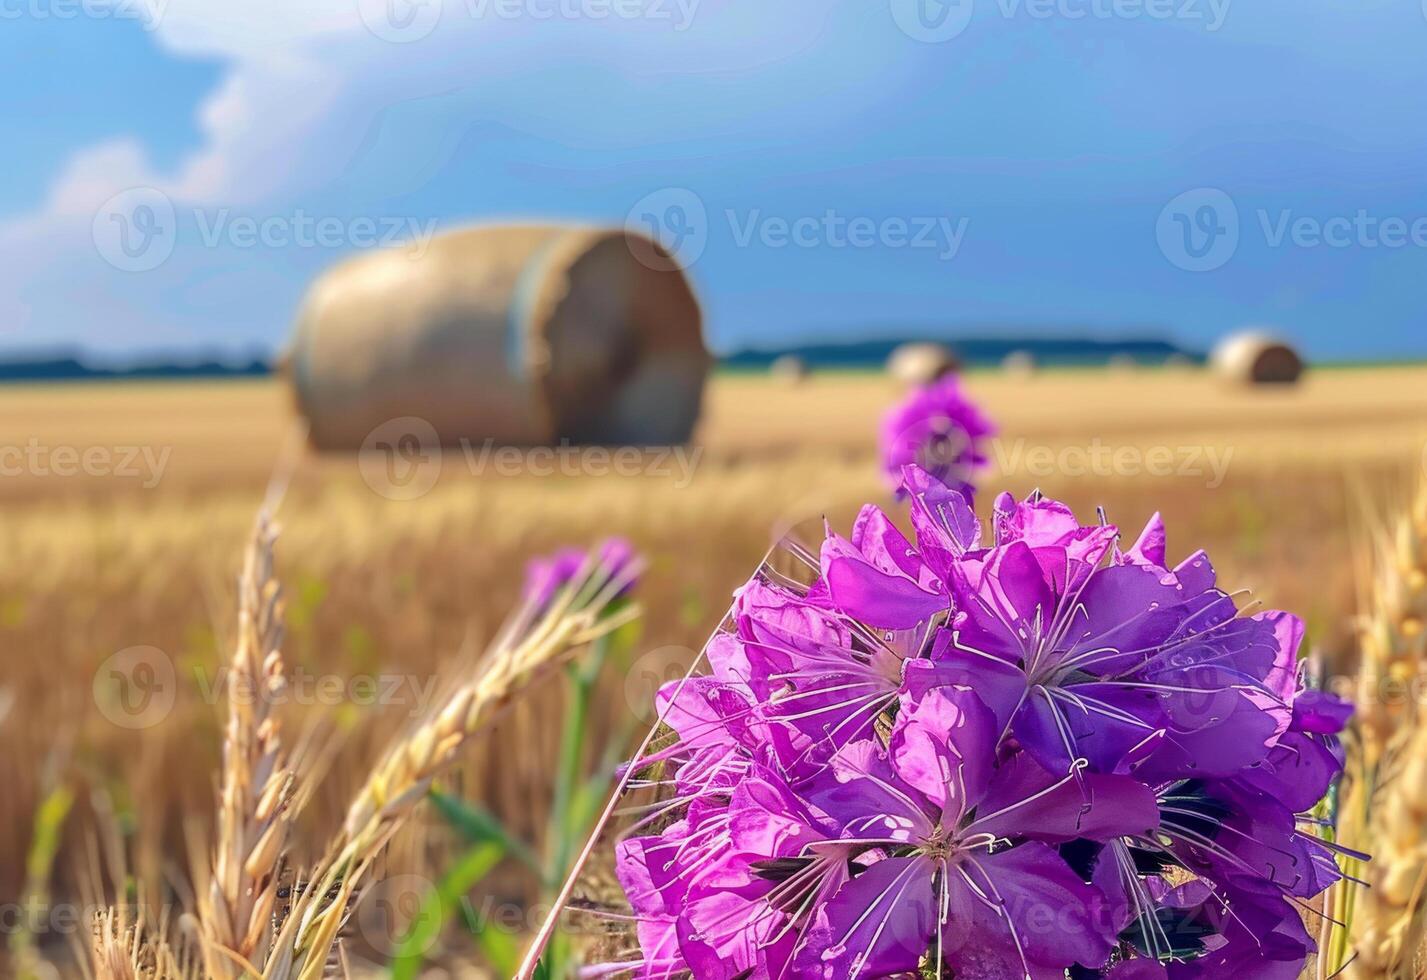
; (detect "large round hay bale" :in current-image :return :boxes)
[1211,331,1304,385]
[289,224,710,449]
[887,342,959,386]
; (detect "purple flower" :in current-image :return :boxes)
[818,470,984,630]
[1071,771,1345,975]
[612,465,1356,978]
[521,536,639,609]
[880,375,995,499]
[522,547,586,610]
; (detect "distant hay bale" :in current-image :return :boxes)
[288,224,711,449]
[769,354,809,384]
[1002,350,1037,377]
[1107,353,1138,373]
[886,342,960,386]
[1211,331,1304,385]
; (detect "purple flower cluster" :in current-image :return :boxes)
[615,465,1354,979]
[522,537,639,610]
[880,375,996,499]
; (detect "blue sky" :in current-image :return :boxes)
[2,0,1426,361]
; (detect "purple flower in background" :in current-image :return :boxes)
[522,547,587,608]
[879,374,995,498]
[521,536,638,609]
[612,465,1357,979]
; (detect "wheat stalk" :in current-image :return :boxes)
[199,513,293,979]
[78,513,291,980]
[1338,482,1427,978]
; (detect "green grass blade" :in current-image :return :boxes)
[390,841,504,980]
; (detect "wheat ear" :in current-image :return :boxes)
[199,513,292,979]
[1340,482,1427,977]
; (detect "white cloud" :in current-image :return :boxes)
[0,1,874,350]
[4,0,1009,357]
[0,2,367,347]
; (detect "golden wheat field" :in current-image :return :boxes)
[3,364,1427,978]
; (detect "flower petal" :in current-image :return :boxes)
[821,516,945,629]
[1291,688,1353,735]
[970,752,1160,843]
[902,463,982,578]
[1117,512,1168,569]
[795,855,938,979]
[889,685,999,820]
[909,643,1027,734]
[949,841,1117,976]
